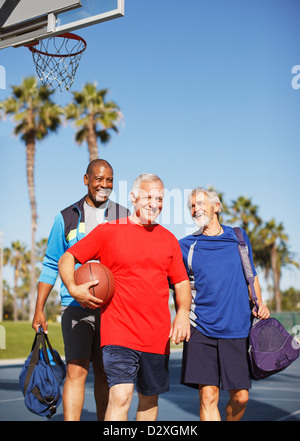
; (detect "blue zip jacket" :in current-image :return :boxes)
[39,195,129,306]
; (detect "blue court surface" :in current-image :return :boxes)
[0,350,299,422]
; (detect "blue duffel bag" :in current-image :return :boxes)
[19,328,66,418]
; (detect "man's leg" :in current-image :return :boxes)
[198,385,221,421]
[92,361,109,421]
[225,389,249,421]
[136,393,158,421]
[105,383,134,421]
[63,358,89,421]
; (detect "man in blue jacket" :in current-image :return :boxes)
[32,159,129,421]
[179,187,270,421]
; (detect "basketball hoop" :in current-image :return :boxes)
[27,33,87,92]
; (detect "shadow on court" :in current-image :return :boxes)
[0,351,299,421]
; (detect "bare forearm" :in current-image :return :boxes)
[170,280,191,344]
[35,282,53,310]
[253,276,263,303]
[251,276,270,319]
[32,282,53,332]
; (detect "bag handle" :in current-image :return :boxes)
[35,327,60,365]
[43,329,60,365]
[24,328,59,394]
[233,227,259,311]
[23,331,44,395]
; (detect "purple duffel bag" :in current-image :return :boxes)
[248,317,299,380]
[234,227,300,381]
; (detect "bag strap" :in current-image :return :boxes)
[233,227,258,310]
[23,331,44,395]
[187,241,197,288]
[31,386,59,418]
[43,331,59,365]
[23,328,59,394]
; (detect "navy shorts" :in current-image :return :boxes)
[181,327,252,391]
[102,345,169,396]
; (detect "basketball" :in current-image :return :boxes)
[74,262,115,305]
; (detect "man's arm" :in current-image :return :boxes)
[32,282,54,333]
[58,251,103,309]
[169,279,191,345]
[250,276,270,320]
[32,214,66,333]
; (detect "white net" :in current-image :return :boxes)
[28,33,87,92]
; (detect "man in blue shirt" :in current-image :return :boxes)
[179,187,270,421]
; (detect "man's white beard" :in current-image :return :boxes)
[193,212,211,232]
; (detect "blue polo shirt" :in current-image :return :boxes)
[179,225,256,339]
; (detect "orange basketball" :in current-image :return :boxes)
[74,262,115,305]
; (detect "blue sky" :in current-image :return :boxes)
[0,0,300,297]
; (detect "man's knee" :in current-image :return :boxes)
[109,383,134,408]
[66,359,89,381]
[199,385,219,407]
[230,389,249,407]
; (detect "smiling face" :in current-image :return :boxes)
[84,164,114,207]
[130,180,164,226]
[190,192,219,228]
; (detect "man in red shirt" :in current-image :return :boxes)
[58,173,191,421]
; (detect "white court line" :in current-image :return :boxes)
[276,409,300,421]
[259,398,300,402]
[0,397,23,403]
[252,386,300,393]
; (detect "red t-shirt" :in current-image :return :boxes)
[68,217,189,355]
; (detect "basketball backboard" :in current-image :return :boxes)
[0,0,124,49]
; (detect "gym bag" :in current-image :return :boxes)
[234,227,300,380]
[19,328,66,418]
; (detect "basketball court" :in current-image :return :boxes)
[1,350,299,422]
[1,0,299,425]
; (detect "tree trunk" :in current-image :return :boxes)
[271,243,281,312]
[13,256,20,321]
[87,114,99,161]
[26,138,37,321]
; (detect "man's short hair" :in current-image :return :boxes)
[131,173,164,198]
[187,187,223,215]
[86,159,113,176]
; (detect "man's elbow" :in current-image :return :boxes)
[58,251,73,271]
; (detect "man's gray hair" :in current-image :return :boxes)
[187,187,223,215]
[131,173,164,198]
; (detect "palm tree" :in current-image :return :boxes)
[1,76,62,320]
[64,82,122,161]
[3,241,29,321]
[227,196,264,272]
[228,196,262,241]
[256,220,299,312]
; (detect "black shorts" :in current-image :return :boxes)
[181,326,252,391]
[61,306,102,364]
[102,345,169,396]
